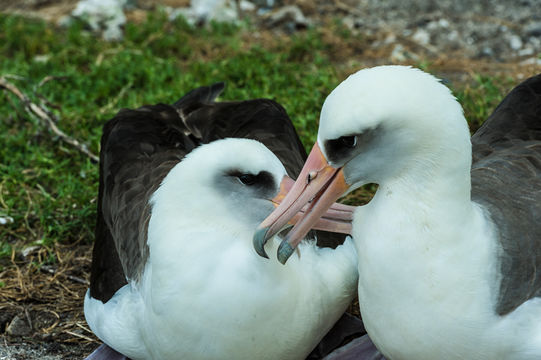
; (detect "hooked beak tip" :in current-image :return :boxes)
[277,240,295,265]
[253,227,270,259]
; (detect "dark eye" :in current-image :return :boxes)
[339,136,357,148]
[238,174,256,185]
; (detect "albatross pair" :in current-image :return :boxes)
[84,83,365,359]
[257,66,541,359]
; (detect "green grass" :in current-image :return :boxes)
[0,11,515,260]
[455,74,516,132]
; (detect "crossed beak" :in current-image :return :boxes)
[256,142,352,263]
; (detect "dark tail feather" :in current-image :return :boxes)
[84,344,130,360]
[173,82,225,110]
[172,82,226,138]
[323,334,386,360]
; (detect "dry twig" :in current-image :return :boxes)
[40,264,90,286]
[64,330,97,343]
[0,76,99,162]
[98,80,133,114]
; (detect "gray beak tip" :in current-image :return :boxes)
[277,240,294,265]
[253,227,270,259]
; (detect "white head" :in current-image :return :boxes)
[318,65,470,187]
[151,138,287,234]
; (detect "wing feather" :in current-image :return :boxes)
[471,74,541,315]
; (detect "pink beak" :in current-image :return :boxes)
[255,142,352,262]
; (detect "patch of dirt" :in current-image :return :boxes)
[0,243,97,359]
[0,0,78,23]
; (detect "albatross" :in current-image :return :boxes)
[83,83,362,360]
[255,66,541,359]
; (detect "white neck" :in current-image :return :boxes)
[383,134,472,213]
[352,136,503,358]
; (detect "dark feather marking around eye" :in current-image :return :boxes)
[227,170,276,189]
[238,174,256,185]
[324,125,381,165]
[325,135,359,164]
[339,136,357,148]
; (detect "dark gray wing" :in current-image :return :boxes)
[471,73,541,315]
[90,102,199,302]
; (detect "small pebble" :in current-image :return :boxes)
[0,216,14,225]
